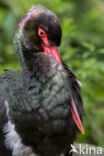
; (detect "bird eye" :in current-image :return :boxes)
[38,28,48,45]
[40,31,45,37]
[38,28,46,38]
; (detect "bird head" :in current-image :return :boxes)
[14,5,62,64]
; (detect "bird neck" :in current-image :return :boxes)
[14,32,57,86]
[22,50,51,87]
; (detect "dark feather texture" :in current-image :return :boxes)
[0,5,84,156]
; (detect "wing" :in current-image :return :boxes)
[63,62,85,133]
[0,95,12,156]
[63,62,85,116]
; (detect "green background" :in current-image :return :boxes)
[0,0,104,147]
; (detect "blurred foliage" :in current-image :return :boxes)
[0,0,104,146]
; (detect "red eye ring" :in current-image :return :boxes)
[38,28,46,38]
[38,28,49,45]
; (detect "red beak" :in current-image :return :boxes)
[42,46,62,64]
[43,45,84,134]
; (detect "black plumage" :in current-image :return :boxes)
[0,5,85,156]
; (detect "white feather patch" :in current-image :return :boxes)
[76,79,82,87]
[3,100,38,156]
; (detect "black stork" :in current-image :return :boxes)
[0,5,85,156]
